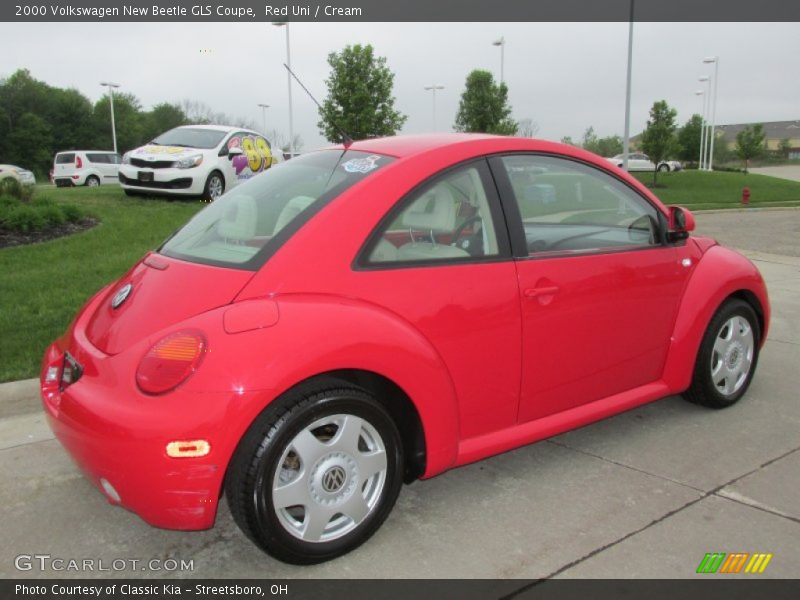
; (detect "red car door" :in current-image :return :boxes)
[353,159,522,440]
[489,154,690,423]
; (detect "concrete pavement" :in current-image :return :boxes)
[751,165,800,182]
[1,210,798,579]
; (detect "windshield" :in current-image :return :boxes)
[152,127,228,149]
[159,150,394,270]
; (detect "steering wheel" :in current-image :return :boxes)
[450,215,483,247]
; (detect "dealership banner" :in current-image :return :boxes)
[3,0,800,22]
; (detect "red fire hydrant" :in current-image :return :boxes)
[742,187,751,206]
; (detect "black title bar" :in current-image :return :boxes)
[4,0,800,23]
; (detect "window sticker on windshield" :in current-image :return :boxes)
[342,154,381,173]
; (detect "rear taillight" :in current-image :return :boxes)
[75,155,83,169]
[136,330,206,395]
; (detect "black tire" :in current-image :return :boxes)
[683,299,760,409]
[658,164,670,172]
[225,379,404,564]
[202,171,224,202]
[86,175,100,187]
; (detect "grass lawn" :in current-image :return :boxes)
[0,185,202,382]
[2,170,800,383]
[631,170,800,210]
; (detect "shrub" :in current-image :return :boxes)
[61,204,83,223]
[41,205,67,228]
[0,187,86,234]
[0,178,22,199]
[0,177,34,202]
[2,205,47,233]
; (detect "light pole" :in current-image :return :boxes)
[622,0,635,172]
[100,81,120,154]
[257,103,270,135]
[695,90,706,169]
[698,75,712,170]
[703,56,720,171]
[492,37,505,85]
[423,85,444,131]
[273,22,294,158]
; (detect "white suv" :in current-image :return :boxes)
[119,125,277,201]
[53,151,121,187]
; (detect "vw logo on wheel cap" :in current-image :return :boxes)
[111,283,133,309]
[321,466,347,493]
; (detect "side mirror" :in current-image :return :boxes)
[226,147,244,160]
[667,206,696,241]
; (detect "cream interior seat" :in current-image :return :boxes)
[217,196,257,242]
[397,185,469,261]
[274,195,316,234]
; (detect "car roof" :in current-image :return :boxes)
[55,150,117,154]
[341,133,503,158]
[173,124,242,133]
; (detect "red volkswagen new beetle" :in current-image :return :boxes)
[41,134,769,564]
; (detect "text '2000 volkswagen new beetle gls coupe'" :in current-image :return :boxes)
[41,134,769,564]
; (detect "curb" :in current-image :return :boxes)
[0,378,40,420]
[694,206,800,214]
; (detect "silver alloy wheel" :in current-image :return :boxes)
[710,315,754,396]
[271,413,388,543]
[208,175,223,199]
[87,177,99,187]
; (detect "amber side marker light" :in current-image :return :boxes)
[166,440,211,458]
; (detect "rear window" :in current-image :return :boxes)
[159,150,394,270]
[152,127,228,149]
[56,153,75,164]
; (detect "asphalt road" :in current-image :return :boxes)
[1,210,799,580]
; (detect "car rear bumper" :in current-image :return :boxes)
[39,291,255,530]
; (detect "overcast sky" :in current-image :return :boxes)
[1,21,798,150]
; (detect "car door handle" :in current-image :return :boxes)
[524,286,560,299]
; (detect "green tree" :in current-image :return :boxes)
[318,44,407,142]
[735,124,766,173]
[141,103,188,141]
[676,114,703,164]
[560,135,576,146]
[640,100,678,186]
[580,126,622,157]
[5,113,53,174]
[778,137,791,159]
[595,136,623,157]
[454,70,517,135]
[92,92,143,152]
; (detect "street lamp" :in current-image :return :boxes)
[703,56,720,171]
[257,103,270,135]
[100,81,120,154]
[273,22,294,158]
[698,75,711,170]
[695,90,706,169]
[492,37,505,85]
[622,0,635,172]
[423,85,444,131]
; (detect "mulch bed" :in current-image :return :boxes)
[0,218,99,249]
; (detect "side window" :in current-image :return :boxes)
[86,153,106,163]
[108,153,121,164]
[498,155,661,256]
[366,163,501,265]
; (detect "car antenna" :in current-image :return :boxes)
[283,63,353,148]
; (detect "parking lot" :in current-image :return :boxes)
[1,208,798,580]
